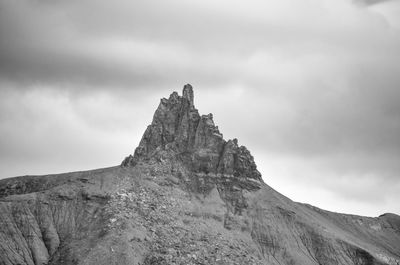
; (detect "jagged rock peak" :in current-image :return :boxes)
[183,83,194,107]
[122,84,263,185]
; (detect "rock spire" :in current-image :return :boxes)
[122,84,263,186]
[182,84,194,107]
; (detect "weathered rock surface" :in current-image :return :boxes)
[1,85,399,265]
[121,84,262,187]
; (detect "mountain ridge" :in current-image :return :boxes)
[0,84,399,265]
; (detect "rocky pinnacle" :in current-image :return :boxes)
[122,84,263,186]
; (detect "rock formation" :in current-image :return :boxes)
[122,84,262,189]
[0,84,399,265]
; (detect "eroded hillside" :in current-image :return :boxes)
[1,85,399,265]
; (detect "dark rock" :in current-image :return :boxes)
[182,84,194,107]
[122,84,263,190]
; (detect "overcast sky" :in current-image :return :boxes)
[1,0,400,217]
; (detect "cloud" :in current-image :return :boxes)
[1,0,394,89]
[0,0,399,216]
[355,0,394,6]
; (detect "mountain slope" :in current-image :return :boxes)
[1,85,399,265]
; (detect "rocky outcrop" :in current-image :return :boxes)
[122,84,262,190]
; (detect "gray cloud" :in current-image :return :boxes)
[355,0,394,6]
[1,0,400,216]
[2,0,395,89]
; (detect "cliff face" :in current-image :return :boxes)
[1,85,400,265]
[121,84,262,186]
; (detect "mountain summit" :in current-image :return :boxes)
[0,85,399,265]
[122,84,262,191]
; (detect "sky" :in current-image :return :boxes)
[1,0,400,217]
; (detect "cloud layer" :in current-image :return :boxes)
[1,0,400,216]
